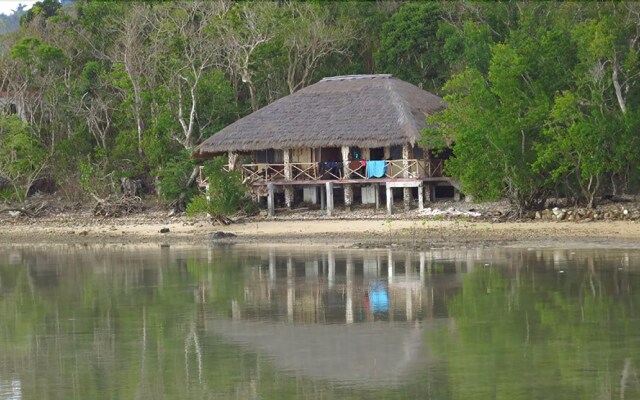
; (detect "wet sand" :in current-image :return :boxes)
[1,212,639,248]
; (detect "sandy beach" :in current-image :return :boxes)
[1,211,639,248]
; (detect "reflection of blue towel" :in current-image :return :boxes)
[369,281,389,313]
[367,160,386,178]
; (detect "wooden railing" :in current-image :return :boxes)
[239,159,432,184]
[198,159,444,186]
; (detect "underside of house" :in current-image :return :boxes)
[193,74,461,215]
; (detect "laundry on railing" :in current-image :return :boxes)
[348,160,362,171]
[366,160,386,178]
[318,161,343,177]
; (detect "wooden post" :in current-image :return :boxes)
[375,184,380,209]
[283,149,293,208]
[320,184,326,210]
[267,183,275,217]
[402,144,412,211]
[384,146,391,160]
[228,151,238,171]
[403,190,412,211]
[341,146,352,211]
[325,181,334,216]
[424,183,431,203]
[418,182,424,210]
[386,183,393,216]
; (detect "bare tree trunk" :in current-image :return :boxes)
[612,56,627,114]
[124,52,144,156]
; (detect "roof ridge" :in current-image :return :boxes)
[321,74,392,82]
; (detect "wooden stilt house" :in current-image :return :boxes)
[193,74,458,215]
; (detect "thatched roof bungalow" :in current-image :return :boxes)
[193,74,458,215]
[193,74,444,156]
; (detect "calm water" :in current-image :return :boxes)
[1,244,640,399]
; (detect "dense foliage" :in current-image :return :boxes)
[428,3,640,210]
[0,1,639,210]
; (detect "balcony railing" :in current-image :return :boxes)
[198,159,446,186]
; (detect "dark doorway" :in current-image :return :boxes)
[320,147,341,162]
[370,147,384,160]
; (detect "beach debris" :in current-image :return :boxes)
[159,228,170,233]
[208,231,237,240]
[92,194,142,217]
[419,207,481,218]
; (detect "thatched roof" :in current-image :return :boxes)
[193,74,444,157]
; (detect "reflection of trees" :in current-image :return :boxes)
[0,247,250,399]
[1,246,444,399]
[433,256,640,400]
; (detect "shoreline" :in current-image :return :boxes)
[1,212,640,249]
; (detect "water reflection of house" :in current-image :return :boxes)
[205,248,468,387]
[226,249,465,324]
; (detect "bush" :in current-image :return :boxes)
[0,116,47,202]
[157,153,198,209]
[186,156,249,219]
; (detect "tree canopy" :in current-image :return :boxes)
[0,1,638,209]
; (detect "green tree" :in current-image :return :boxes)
[535,8,640,205]
[428,4,578,212]
[0,116,47,202]
[375,2,445,93]
[19,0,61,27]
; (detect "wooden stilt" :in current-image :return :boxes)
[403,187,412,211]
[341,146,352,211]
[386,183,393,216]
[284,149,293,208]
[424,183,431,203]
[325,182,334,216]
[267,183,275,217]
[402,144,411,211]
[418,182,424,210]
